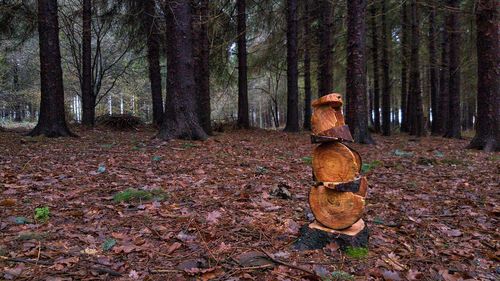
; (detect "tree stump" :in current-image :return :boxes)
[296,93,370,251]
[294,220,369,251]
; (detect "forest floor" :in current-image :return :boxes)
[0,127,498,281]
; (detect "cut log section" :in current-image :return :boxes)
[319,176,368,197]
[311,125,354,143]
[309,186,365,230]
[311,93,345,135]
[312,142,359,182]
[294,219,369,250]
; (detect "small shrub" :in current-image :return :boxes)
[324,271,355,281]
[345,246,369,259]
[361,160,382,173]
[102,238,117,251]
[113,188,166,203]
[302,156,313,165]
[34,206,50,222]
[182,142,198,149]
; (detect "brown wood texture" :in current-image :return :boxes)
[321,176,368,197]
[311,93,345,135]
[309,186,365,230]
[312,142,359,182]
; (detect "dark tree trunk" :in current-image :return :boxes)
[408,0,424,137]
[444,0,461,139]
[467,0,499,151]
[237,0,249,128]
[144,0,164,126]
[400,2,410,132]
[380,0,391,136]
[428,5,439,135]
[284,0,299,132]
[29,0,73,137]
[437,13,449,135]
[81,0,93,126]
[192,0,212,134]
[346,0,374,144]
[158,0,207,140]
[369,0,380,133]
[317,0,334,97]
[303,0,312,130]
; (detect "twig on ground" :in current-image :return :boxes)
[257,248,317,277]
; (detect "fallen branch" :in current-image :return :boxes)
[257,248,318,277]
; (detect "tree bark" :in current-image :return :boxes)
[346,0,374,144]
[408,0,424,137]
[192,0,212,134]
[237,0,249,128]
[29,0,74,137]
[380,0,391,136]
[400,2,410,132]
[369,0,380,133]
[428,4,439,135]
[158,0,207,140]
[317,0,334,97]
[437,10,449,135]
[284,0,299,132]
[144,0,164,126]
[303,0,312,130]
[81,0,94,126]
[444,0,461,139]
[467,0,499,151]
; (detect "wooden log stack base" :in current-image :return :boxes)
[295,93,369,251]
[294,219,369,250]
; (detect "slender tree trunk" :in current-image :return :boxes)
[303,0,312,130]
[346,0,374,144]
[467,0,499,151]
[400,2,410,132]
[158,0,207,140]
[237,0,249,128]
[369,0,381,133]
[284,0,299,132]
[408,0,424,136]
[380,0,391,136]
[29,0,73,137]
[444,0,461,138]
[144,0,164,126]
[317,0,334,97]
[437,13,449,135]
[81,0,94,126]
[429,4,439,135]
[192,0,212,134]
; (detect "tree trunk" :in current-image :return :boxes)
[346,0,374,144]
[444,0,461,139]
[408,0,424,136]
[467,0,499,151]
[380,0,391,136]
[29,0,74,137]
[317,0,334,97]
[144,0,164,126]
[237,0,249,128]
[284,0,299,132]
[400,2,409,132]
[192,0,212,134]
[303,0,312,131]
[437,12,449,135]
[369,0,380,133]
[81,0,93,126]
[158,0,207,140]
[428,4,439,135]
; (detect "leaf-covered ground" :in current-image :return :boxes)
[1,128,498,280]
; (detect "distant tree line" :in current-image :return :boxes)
[0,0,497,151]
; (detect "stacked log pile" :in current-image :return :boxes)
[295,93,369,250]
